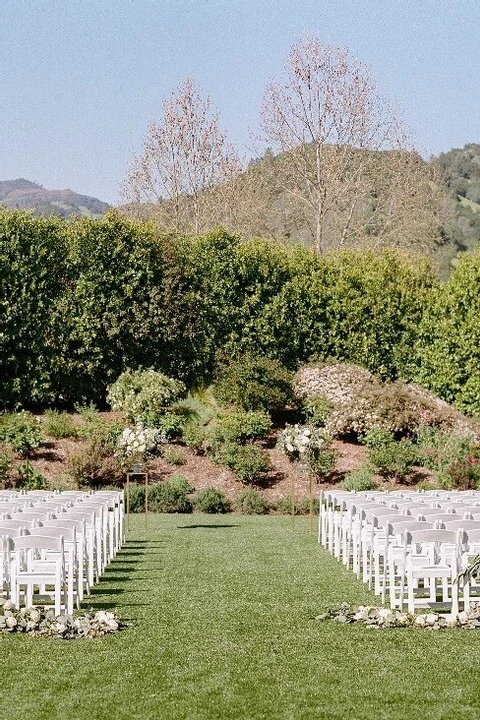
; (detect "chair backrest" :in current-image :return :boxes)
[0,519,33,531]
[0,527,29,537]
[13,534,64,552]
[387,520,433,536]
[28,526,76,542]
[406,528,465,546]
[439,519,480,531]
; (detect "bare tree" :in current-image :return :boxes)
[260,34,442,253]
[122,78,243,234]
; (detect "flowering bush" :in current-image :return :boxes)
[107,369,186,424]
[0,601,124,639]
[293,362,479,439]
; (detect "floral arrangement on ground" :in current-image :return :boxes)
[315,602,480,630]
[0,599,126,639]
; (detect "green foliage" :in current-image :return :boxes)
[209,410,271,447]
[414,250,480,415]
[162,447,186,466]
[43,410,78,439]
[68,418,123,487]
[215,443,271,484]
[272,496,319,515]
[362,429,417,482]
[415,424,480,487]
[148,475,194,513]
[16,461,46,489]
[0,453,11,485]
[0,212,450,412]
[127,476,195,513]
[236,487,270,514]
[0,412,43,456]
[193,487,230,513]
[126,483,146,513]
[302,395,333,427]
[342,466,378,492]
[182,420,209,453]
[107,368,186,424]
[0,210,71,408]
[307,445,337,479]
[213,355,293,412]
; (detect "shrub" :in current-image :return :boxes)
[215,443,271,484]
[163,448,186,466]
[193,487,230,513]
[209,410,271,448]
[307,446,337,479]
[213,355,293,413]
[342,466,378,492]
[153,408,193,440]
[414,250,480,415]
[416,424,480,487]
[16,461,46,490]
[293,362,461,439]
[182,420,209,454]
[126,483,146,513]
[236,487,270,514]
[298,497,320,515]
[362,429,417,482]
[148,475,194,513]
[0,412,43,456]
[76,415,123,449]
[0,453,11,485]
[302,395,333,427]
[446,457,480,490]
[107,369,186,423]
[43,410,78,439]
[272,497,304,515]
[68,441,124,488]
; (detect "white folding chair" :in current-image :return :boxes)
[401,529,466,615]
[10,534,67,615]
[41,518,90,599]
[29,527,79,613]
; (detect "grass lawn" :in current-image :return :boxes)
[2,514,480,720]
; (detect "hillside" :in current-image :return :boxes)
[122,142,480,276]
[0,178,109,218]
[434,144,480,257]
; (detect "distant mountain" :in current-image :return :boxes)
[0,178,109,218]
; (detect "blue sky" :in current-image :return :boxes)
[1,0,479,204]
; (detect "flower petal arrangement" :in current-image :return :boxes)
[0,600,126,639]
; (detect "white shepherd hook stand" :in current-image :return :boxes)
[126,471,149,531]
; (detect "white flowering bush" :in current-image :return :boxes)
[107,369,186,424]
[0,601,124,639]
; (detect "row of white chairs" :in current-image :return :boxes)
[318,489,480,614]
[0,490,125,614]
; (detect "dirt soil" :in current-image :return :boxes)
[9,416,372,503]
[7,413,435,502]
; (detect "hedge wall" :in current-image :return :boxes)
[0,209,450,411]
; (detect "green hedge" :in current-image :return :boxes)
[0,209,448,411]
[414,251,480,415]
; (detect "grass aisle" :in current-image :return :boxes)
[2,514,480,720]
